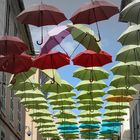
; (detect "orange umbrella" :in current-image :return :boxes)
[80,128,99,133]
[106,95,133,102]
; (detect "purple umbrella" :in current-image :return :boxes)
[40,25,69,55]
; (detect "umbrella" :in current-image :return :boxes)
[104,110,127,116]
[59,130,79,134]
[15,89,44,98]
[42,80,73,93]
[106,95,133,102]
[17,3,67,45]
[118,24,140,45]
[80,128,99,132]
[73,67,109,81]
[79,118,100,124]
[102,122,122,127]
[0,35,28,55]
[68,24,101,53]
[47,92,76,100]
[108,86,137,96]
[116,45,140,62]
[72,50,112,67]
[78,104,102,110]
[38,128,57,133]
[40,25,69,55]
[52,105,76,110]
[76,80,107,91]
[49,99,75,106]
[81,134,98,139]
[29,110,51,117]
[79,110,101,117]
[33,51,70,70]
[120,0,140,24]
[56,119,77,125]
[105,102,129,110]
[111,62,140,76]
[77,98,103,104]
[77,90,105,99]
[24,103,48,110]
[41,133,60,138]
[102,116,124,122]
[54,111,76,119]
[61,134,79,139]
[57,124,78,130]
[110,75,140,88]
[32,117,53,123]
[0,54,32,74]
[79,124,100,129]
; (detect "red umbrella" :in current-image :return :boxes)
[0,54,32,74]
[0,36,28,55]
[72,50,112,67]
[70,0,119,41]
[33,51,70,69]
[17,3,67,45]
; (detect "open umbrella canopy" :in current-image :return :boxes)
[9,80,39,91]
[15,89,44,98]
[102,116,124,122]
[57,124,78,130]
[116,45,140,62]
[120,0,140,24]
[52,105,76,110]
[79,110,102,117]
[118,24,140,45]
[68,24,101,52]
[56,119,77,125]
[72,50,112,67]
[61,134,79,139]
[40,25,69,54]
[111,62,140,76]
[33,117,53,123]
[77,90,105,99]
[36,123,56,129]
[80,128,99,132]
[108,86,137,96]
[110,75,140,87]
[54,111,76,119]
[20,97,47,105]
[102,122,122,127]
[24,103,48,110]
[42,80,73,93]
[47,92,76,100]
[77,98,103,104]
[17,3,67,26]
[105,102,129,110]
[76,80,107,91]
[33,51,70,69]
[70,0,119,24]
[38,127,58,133]
[79,124,100,129]
[78,104,102,110]
[73,67,109,81]
[106,95,133,102]
[0,54,32,74]
[59,130,79,134]
[79,118,100,124]
[104,110,127,117]
[40,132,60,138]
[0,35,28,55]
[29,109,51,117]
[81,135,98,139]
[49,99,75,105]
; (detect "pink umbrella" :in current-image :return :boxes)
[40,26,69,55]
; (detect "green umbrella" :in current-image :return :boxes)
[116,45,140,62]
[118,24,140,45]
[29,109,51,117]
[120,0,140,24]
[108,86,137,96]
[41,132,60,138]
[36,123,56,129]
[76,80,107,91]
[52,105,76,110]
[42,80,73,93]
[81,135,98,139]
[56,119,77,125]
[73,67,109,81]
[24,103,48,109]
[78,104,102,110]
[77,98,103,104]
[61,133,79,139]
[79,118,100,124]
[79,110,101,117]
[49,99,75,105]
[102,116,124,122]
[68,24,101,53]
[54,110,76,119]
[41,69,61,85]
[9,68,37,84]
[9,80,39,91]
[105,102,129,110]
[77,90,105,99]
[20,97,47,105]
[33,117,53,123]
[47,92,76,100]
[104,110,127,117]
[110,75,140,87]
[38,127,57,133]
[111,62,140,76]
[15,89,44,98]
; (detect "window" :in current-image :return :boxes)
[17,101,21,132]
[10,90,14,122]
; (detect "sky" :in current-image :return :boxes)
[23,0,128,138]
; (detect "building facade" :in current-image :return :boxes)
[0,0,34,140]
